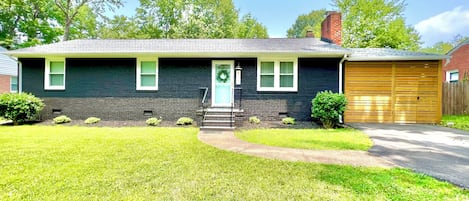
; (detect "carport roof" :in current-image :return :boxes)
[347,48,448,61]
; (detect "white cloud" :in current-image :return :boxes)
[415,7,469,47]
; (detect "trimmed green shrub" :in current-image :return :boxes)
[249,116,261,124]
[53,115,71,124]
[282,117,295,125]
[146,117,162,126]
[312,90,348,129]
[0,93,45,125]
[176,117,193,125]
[84,117,101,124]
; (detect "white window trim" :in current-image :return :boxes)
[257,57,298,92]
[10,76,18,93]
[446,69,459,83]
[136,58,159,91]
[44,58,66,90]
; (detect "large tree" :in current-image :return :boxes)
[98,15,148,39]
[0,0,62,48]
[54,0,122,41]
[135,0,266,39]
[333,0,421,50]
[236,14,268,38]
[287,9,326,38]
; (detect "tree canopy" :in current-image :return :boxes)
[1,0,268,48]
[420,35,469,54]
[332,0,421,50]
[287,9,326,38]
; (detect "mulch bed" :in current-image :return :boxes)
[2,119,323,129]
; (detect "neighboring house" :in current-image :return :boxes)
[6,12,446,127]
[443,39,469,82]
[0,47,18,93]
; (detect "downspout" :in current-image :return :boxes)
[338,54,348,123]
[18,60,22,93]
[338,54,348,94]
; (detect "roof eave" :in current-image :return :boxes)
[6,51,350,58]
[347,55,449,61]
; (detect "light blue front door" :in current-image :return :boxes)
[212,61,234,107]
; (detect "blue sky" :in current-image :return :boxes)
[116,0,469,47]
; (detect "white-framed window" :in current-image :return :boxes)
[446,70,459,83]
[136,58,158,90]
[44,58,66,90]
[10,76,17,93]
[257,58,298,92]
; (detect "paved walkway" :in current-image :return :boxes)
[198,130,395,168]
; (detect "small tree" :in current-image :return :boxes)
[311,91,347,129]
[0,93,45,125]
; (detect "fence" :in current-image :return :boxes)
[443,82,469,115]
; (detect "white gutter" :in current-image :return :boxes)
[338,54,348,124]
[18,61,22,93]
[338,54,348,94]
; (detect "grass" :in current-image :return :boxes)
[0,126,467,200]
[236,128,373,151]
[442,115,469,131]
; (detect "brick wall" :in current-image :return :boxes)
[321,11,342,45]
[444,44,469,81]
[40,97,199,121]
[0,74,10,93]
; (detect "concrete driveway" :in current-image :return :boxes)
[350,123,469,189]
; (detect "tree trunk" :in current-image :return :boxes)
[63,21,71,41]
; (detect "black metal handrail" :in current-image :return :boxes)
[199,87,209,127]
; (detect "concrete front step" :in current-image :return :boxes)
[200,126,235,131]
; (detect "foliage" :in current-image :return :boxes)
[0,126,467,200]
[248,116,261,124]
[281,117,295,125]
[237,14,269,38]
[176,117,193,125]
[312,91,347,129]
[0,0,63,49]
[84,117,101,124]
[53,115,71,124]
[54,0,122,41]
[97,15,148,39]
[420,35,469,54]
[441,115,469,131]
[135,0,267,39]
[332,0,421,50]
[236,128,372,150]
[146,117,162,126]
[0,93,44,125]
[287,9,326,38]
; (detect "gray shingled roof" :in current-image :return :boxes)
[347,48,448,61]
[6,38,349,57]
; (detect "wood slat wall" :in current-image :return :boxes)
[443,82,469,115]
[344,61,441,123]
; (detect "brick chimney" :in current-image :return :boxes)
[305,30,314,38]
[321,11,342,45]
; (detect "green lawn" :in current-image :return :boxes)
[442,115,469,131]
[0,126,467,200]
[236,128,373,151]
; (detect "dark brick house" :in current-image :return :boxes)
[6,12,447,128]
[444,39,469,82]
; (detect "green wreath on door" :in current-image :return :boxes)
[216,69,230,83]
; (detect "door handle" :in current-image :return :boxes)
[417,96,420,100]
